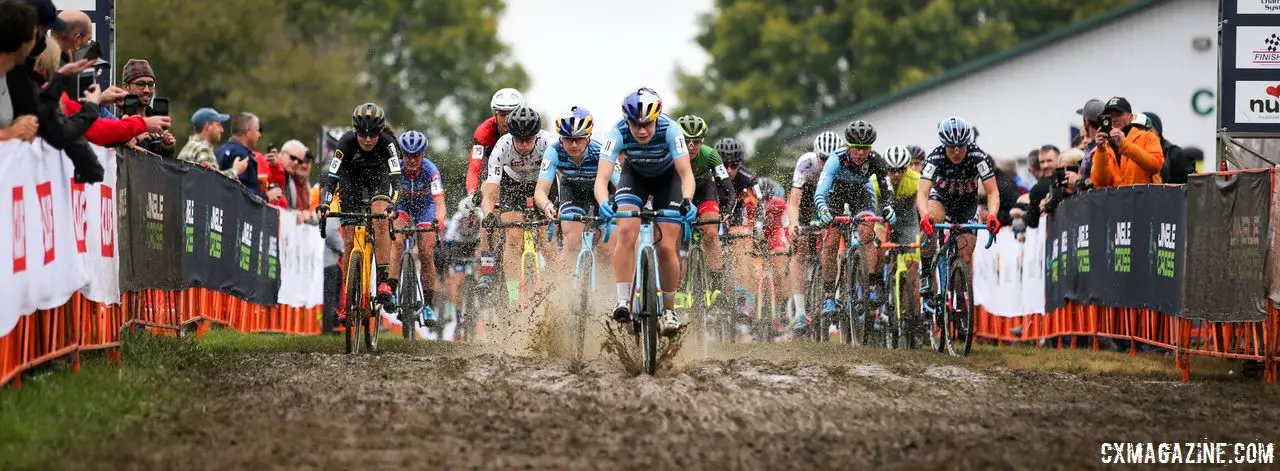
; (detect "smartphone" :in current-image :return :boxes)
[150,98,170,117]
[121,94,142,116]
[1099,115,1112,133]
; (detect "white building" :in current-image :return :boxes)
[774,0,1219,171]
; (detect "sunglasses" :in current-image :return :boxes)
[355,129,379,138]
[288,155,306,164]
[405,152,423,159]
[847,144,872,150]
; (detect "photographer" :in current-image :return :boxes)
[1090,97,1164,188]
[1075,98,1104,186]
[119,59,176,157]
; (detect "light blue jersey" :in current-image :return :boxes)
[539,139,607,184]
[599,114,688,177]
[814,147,879,212]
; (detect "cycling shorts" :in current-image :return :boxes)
[557,180,612,217]
[615,164,683,224]
[337,169,393,226]
[927,189,980,225]
[447,239,479,273]
[397,203,437,228]
[693,174,720,215]
[821,181,875,219]
[498,173,538,213]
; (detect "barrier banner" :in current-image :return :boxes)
[1269,169,1279,305]
[119,153,187,290]
[1183,172,1270,321]
[0,141,117,337]
[972,217,1047,316]
[182,165,280,306]
[1046,186,1184,314]
[277,212,324,308]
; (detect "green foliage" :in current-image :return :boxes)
[116,0,528,162]
[677,0,1139,168]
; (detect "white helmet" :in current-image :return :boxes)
[490,88,524,112]
[884,145,912,169]
[812,131,844,156]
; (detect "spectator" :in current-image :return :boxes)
[216,112,264,198]
[1076,98,1104,186]
[321,207,344,335]
[0,0,39,142]
[1142,111,1194,185]
[1022,145,1064,228]
[992,155,1021,228]
[260,143,287,197]
[49,9,90,62]
[906,145,926,173]
[1018,148,1039,192]
[179,107,246,178]
[119,59,176,157]
[279,139,314,212]
[1090,97,1164,188]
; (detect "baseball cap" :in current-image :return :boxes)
[1103,96,1133,114]
[1076,99,1105,123]
[191,107,230,128]
[26,0,66,31]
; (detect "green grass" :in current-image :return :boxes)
[0,334,213,471]
[198,328,469,356]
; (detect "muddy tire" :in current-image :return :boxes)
[397,252,420,341]
[637,246,660,375]
[840,248,862,346]
[345,258,364,355]
[944,261,974,357]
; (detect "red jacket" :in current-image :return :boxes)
[466,117,501,194]
[60,93,147,146]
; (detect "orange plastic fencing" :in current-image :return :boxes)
[0,290,320,389]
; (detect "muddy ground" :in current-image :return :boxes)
[52,303,1280,471]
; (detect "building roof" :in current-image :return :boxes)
[771,0,1163,147]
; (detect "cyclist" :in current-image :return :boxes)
[812,120,895,321]
[873,145,923,296]
[786,131,845,328]
[674,114,737,301]
[478,105,557,300]
[443,198,483,336]
[916,116,1001,301]
[595,87,697,336]
[466,88,525,195]
[534,106,614,267]
[907,145,927,173]
[749,177,790,293]
[317,103,404,315]
[387,130,447,327]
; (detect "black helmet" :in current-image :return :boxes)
[844,120,877,146]
[352,103,386,136]
[507,106,541,138]
[715,137,744,164]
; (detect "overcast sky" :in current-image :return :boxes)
[497,0,713,138]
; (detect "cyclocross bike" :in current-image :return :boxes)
[391,221,440,341]
[793,221,829,343]
[749,229,791,342]
[677,219,732,346]
[485,201,551,316]
[547,213,606,361]
[320,204,392,354]
[719,227,752,341]
[926,221,995,357]
[879,230,924,350]
[604,208,689,375]
[827,212,885,347]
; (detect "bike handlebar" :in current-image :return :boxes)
[602,209,691,244]
[392,221,440,234]
[931,222,997,250]
[318,211,391,239]
[545,214,608,242]
[830,214,884,225]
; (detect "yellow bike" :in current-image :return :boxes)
[482,202,550,322]
[321,203,393,354]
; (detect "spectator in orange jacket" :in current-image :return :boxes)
[1090,97,1164,188]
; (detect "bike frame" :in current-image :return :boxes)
[828,212,884,346]
[321,208,389,354]
[603,209,689,374]
[751,231,791,338]
[927,222,994,354]
[487,204,550,309]
[392,222,440,339]
[880,230,922,348]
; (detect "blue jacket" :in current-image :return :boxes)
[215,138,262,198]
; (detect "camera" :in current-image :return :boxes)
[1099,115,1112,134]
[150,98,170,117]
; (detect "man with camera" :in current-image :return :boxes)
[119,58,175,157]
[1090,97,1164,188]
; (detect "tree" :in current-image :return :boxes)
[116,0,529,164]
[676,0,1137,147]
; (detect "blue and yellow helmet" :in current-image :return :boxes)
[556,106,594,138]
[622,87,662,124]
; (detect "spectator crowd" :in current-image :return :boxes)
[0,0,317,221]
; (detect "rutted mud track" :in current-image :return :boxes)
[58,333,1280,470]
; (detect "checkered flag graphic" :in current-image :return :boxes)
[1266,34,1280,52]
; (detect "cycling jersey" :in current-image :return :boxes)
[790,152,823,189]
[725,166,759,225]
[600,114,688,177]
[689,145,735,215]
[322,130,403,225]
[921,144,995,223]
[466,117,503,194]
[397,158,445,226]
[604,115,690,219]
[444,208,482,272]
[872,169,922,244]
[872,168,921,202]
[486,130,557,184]
[813,147,890,217]
[539,139,616,216]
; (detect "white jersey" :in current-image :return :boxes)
[790,152,824,188]
[484,130,557,184]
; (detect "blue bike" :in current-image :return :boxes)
[924,222,995,357]
[547,214,607,361]
[604,209,689,375]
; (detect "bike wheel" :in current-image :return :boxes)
[893,270,914,350]
[927,252,946,353]
[685,247,709,342]
[638,247,660,375]
[345,258,364,354]
[805,263,825,343]
[573,254,593,361]
[945,260,975,357]
[398,253,421,341]
[840,249,863,346]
